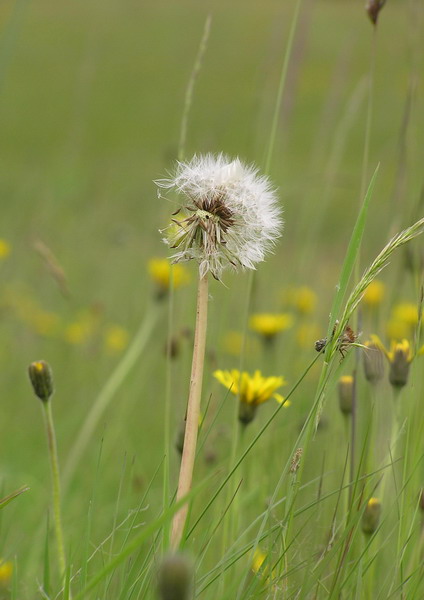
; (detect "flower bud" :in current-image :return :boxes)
[389,346,411,388]
[28,361,54,402]
[361,497,382,535]
[338,375,354,415]
[238,402,258,426]
[363,342,385,384]
[157,553,193,600]
[366,0,386,26]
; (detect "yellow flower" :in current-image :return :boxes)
[371,335,414,388]
[386,319,410,341]
[283,286,317,315]
[148,258,190,296]
[392,302,421,327]
[31,311,61,337]
[0,239,11,259]
[104,325,129,354]
[0,560,12,585]
[221,331,259,357]
[362,280,385,308]
[251,549,267,574]
[249,313,293,340]
[214,369,288,424]
[362,497,382,535]
[295,322,323,349]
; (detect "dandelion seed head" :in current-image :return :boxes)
[156,154,283,279]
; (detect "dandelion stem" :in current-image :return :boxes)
[171,272,208,549]
[42,400,67,578]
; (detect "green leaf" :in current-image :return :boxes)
[0,485,30,510]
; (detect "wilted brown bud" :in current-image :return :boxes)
[366,0,386,26]
[363,342,385,384]
[157,553,193,600]
[361,497,382,534]
[338,375,354,415]
[28,360,54,402]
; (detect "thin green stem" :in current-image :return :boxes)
[63,301,161,489]
[42,401,66,578]
[263,0,303,175]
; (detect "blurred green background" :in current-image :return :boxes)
[0,0,423,592]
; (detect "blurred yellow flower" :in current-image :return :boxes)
[249,313,293,340]
[392,302,421,327]
[284,286,317,315]
[0,560,12,584]
[251,548,267,574]
[64,321,92,345]
[148,258,190,294]
[295,322,323,349]
[386,319,410,341]
[214,369,288,424]
[31,311,61,337]
[363,280,385,308]
[104,325,129,353]
[371,335,413,363]
[221,330,259,357]
[0,239,11,259]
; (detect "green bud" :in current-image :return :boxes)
[363,342,385,384]
[361,498,382,535]
[389,349,411,388]
[28,361,54,402]
[238,402,257,426]
[157,553,193,600]
[338,375,354,415]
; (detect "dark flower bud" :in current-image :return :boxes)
[338,375,354,415]
[361,498,382,535]
[28,361,53,402]
[363,342,385,384]
[157,553,193,600]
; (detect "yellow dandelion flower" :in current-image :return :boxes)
[392,302,421,327]
[249,313,293,340]
[362,280,385,308]
[64,321,92,345]
[295,322,323,349]
[31,311,61,337]
[221,331,259,357]
[104,325,129,354]
[283,286,317,315]
[0,239,11,259]
[148,258,190,296]
[214,369,288,425]
[386,319,410,341]
[0,560,12,585]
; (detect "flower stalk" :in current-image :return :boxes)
[171,273,208,549]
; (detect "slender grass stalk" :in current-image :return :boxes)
[178,15,212,162]
[162,267,175,551]
[63,301,161,488]
[42,400,67,578]
[171,273,208,549]
[263,0,303,175]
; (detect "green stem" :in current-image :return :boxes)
[63,302,161,489]
[171,273,209,549]
[43,401,66,578]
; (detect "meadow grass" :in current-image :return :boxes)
[1,0,424,598]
